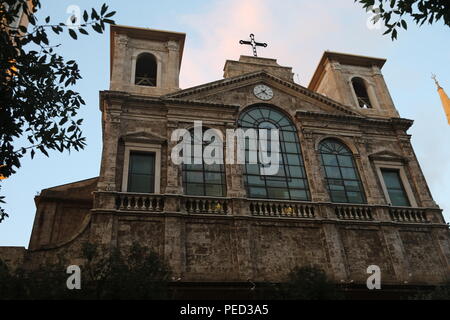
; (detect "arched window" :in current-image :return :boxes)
[182,129,226,197]
[135,53,157,87]
[238,105,310,201]
[352,77,372,109]
[319,139,366,204]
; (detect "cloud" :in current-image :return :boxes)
[179,0,391,88]
[179,0,272,88]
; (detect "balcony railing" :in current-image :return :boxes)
[334,204,373,221]
[182,196,229,215]
[116,193,165,212]
[99,192,443,224]
[389,208,428,223]
[249,200,315,218]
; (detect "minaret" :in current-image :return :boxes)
[432,75,450,125]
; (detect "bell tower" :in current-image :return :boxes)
[109,25,185,96]
[308,51,400,118]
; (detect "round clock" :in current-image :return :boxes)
[253,84,274,101]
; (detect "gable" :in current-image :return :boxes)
[369,150,408,163]
[121,131,167,144]
[164,71,363,117]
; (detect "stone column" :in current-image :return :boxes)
[329,62,351,106]
[354,136,385,205]
[299,129,329,202]
[380,226,410,283]
[165,121,183,195]
[110,34,128,91]
[166,40,180,90]
[371,65,400,117]
[400,137,436,208]
[164,216,185,278]
[432,228,450,281]
[97,100,122,194]
[322,222,349,282]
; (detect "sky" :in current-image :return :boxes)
[1,0,449,247]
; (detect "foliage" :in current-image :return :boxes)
[80,242,172,300]
[355,0,450,39]
[0,0,116,222]
[271,266,343,300]
[0,243,172,300]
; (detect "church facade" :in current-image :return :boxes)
[2,25,450,297]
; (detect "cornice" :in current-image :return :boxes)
[164,71,362,117]
[296,110,414,130]
[100,90,240,111]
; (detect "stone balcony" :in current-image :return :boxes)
[93,191,446,225]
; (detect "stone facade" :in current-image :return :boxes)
[2,25,450,296]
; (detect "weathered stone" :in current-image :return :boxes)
[1,26,449,296]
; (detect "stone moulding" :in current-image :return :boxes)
[94,191,445,226]
[163,71,362,117]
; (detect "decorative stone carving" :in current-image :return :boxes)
[116,35,128,47]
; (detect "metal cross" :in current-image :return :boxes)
[432,74,441,88]
[239,34,267,57]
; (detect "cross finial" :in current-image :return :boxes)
[239,34,267,57]
[432,73,441,88]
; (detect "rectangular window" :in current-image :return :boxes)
[127,152,155,193]
[381,169,410,207]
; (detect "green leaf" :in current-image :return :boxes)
[401,20,407,30]
[101,4,108,16]
[391,28,398,40]
[79,28,88,35]
[91,8,100,20]
[59,117,68,125]
[92,24,103,33]
[105,11,116,18]
[68,28,78,40]
[39,146,49,157]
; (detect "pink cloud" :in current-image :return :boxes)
[178,0,390,88]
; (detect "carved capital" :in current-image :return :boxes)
[399,139,413,156]
[166,40,179,51]
[330,62,342,71]
[371,65,383,76]
[116,35,128,48]
[107,112,121,124]
[354,136,366,145]
[302,129,314,140]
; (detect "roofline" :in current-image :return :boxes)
[164,70,362,117]
[41,177,99,192]
[308,51,387,91]
[110,25,186,80]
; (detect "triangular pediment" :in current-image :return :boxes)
[164,71,363,117]
[369,150,408,163]
[121,131,167,144]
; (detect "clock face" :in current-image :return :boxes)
[253,84,274,101]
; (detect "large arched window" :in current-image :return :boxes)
[135,53,157,87]
[182,129,226,197]
[319,139,365,204]
[238,105,310,201]
[352,77,372,109]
